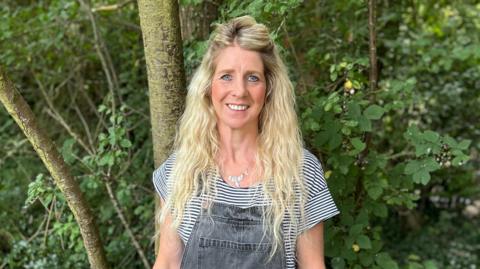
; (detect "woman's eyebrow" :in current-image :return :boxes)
[215,68,263,75]
[215,68,234,74]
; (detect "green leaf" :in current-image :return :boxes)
[347,102,362,120]
[367,185,383,200]
[352,80,362,89]
[442,135,457,148]
[414,143,430,157]
[331,257,345,269]
[452,154,469,166]
[351,137,366,151]
[373,203,388,218]
[404,160,420,175]
[356,235,372,249]
[329,65,336,73]
[404,125,421,141]
[61,138,76,164]
[423,157,441,172]
[349,224,364,237]
[330,72,338,81]
[422,130,439,143]
[375,252,398,269]
[98,153,113,167]
[340,213,354,226]
[99,133,107,141]
[413,169,430,185]
[356,210,369,226]
[341,126,351,135]
[457,139,471,150]
[98,104,107,113]
[120,139,132,148]
[359,252,374,266]
[358,116,372,132]
[344,120,358,127]
[333,104,343,114]
[364,105,385,120]
[423,260,438,269]
[407,262,423,269]
[324,102,333,111]
[328,133,343,151]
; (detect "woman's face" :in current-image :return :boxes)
[211,45,267,132]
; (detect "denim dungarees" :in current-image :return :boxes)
[180,201,286,269]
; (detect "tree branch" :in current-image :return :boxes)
[368,0,378,92]
[92,0,135,13]
[44,108,94,155]
[77,0,120,116]
[0,68,110,269]
[282,23,308,93]
[32,73,95,155]
[355,0,378,211]
[43,196,56,247]
[26,212,48,244]
[104,180,151,269]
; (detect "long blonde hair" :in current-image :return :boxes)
[160,15,306,256]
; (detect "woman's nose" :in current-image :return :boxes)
[232,79,247,97]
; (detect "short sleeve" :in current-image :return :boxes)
[299,149,340,232]
[152,154,176,201]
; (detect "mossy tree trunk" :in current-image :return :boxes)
[0,68,110,269]
[136,0,186,254]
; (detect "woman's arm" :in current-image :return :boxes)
[152,201,184,269]
[296,222,326,269]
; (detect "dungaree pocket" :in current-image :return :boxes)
[198,237,281,269]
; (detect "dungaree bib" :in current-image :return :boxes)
[180,201,286,269]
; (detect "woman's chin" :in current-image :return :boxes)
[218,120,258,132]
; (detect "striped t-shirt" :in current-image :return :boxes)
[152,149,339,269]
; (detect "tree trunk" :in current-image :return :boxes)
[0,68,110,269]
[136,0,186,254]
[179,0,221,42]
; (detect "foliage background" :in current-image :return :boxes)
[1,0,479,268]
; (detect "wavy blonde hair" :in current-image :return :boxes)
[160,15,306,257]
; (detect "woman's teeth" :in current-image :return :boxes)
[227,104,248,111]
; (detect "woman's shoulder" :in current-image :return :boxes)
[301,148,327,191]
[302,148,324,172]
[298,148,339,231]
[153,153,176,177]
[152,153,177,199]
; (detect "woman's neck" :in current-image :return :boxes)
[217,123,258,163]
[216,124,262,187]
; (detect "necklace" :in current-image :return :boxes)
[227,169,249,188]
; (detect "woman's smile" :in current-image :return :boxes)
[226,103,249,111]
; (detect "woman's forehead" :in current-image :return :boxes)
[213,45,264,73]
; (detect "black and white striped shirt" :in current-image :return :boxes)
[152,149,339,268]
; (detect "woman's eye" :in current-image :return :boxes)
[247,75,259,82]
[220,74,232,81]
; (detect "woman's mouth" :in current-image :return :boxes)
[227,104,249,111]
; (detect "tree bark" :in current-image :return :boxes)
[136,0,186,254]
[179,0,221,42]
[0,68,110,269]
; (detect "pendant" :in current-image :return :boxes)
[228,170,248,187]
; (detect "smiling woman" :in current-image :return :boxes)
[152,16,339,269]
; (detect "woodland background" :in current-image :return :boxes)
[1,0,479,268]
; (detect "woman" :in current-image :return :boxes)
[152,16,339,269]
